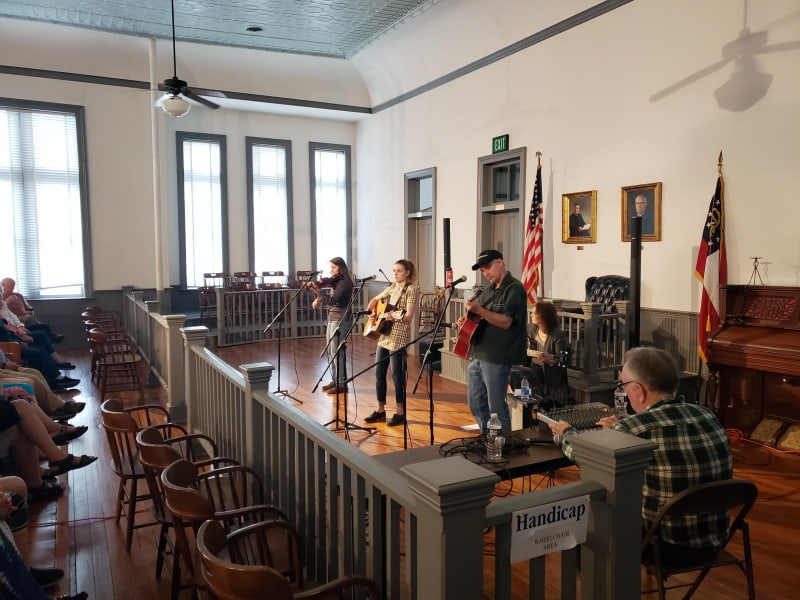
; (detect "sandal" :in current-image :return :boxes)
[28,479,65,501]
[51,425,88,445]
[47,454,97,477]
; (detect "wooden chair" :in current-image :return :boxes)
[641,478,758,600]
[0,341,22,365]
[203,273,230,289]
[197,519,383,600]
[81,307,124,332]
[160,459,289,597]
[89,328,146,401]
[100,398,170,551]
[136,425,237,600]
[260,271,286,289]
[231,271,258,291]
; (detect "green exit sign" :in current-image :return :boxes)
[492,134,509,154]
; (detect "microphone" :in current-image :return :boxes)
[354,310,373,316]
[359,274,376,282]
[447,275,468,288]
[378,268,391,282]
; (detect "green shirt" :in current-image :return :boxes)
[471,272,528,366]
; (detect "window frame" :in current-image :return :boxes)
[245,136,294,276]
[0,97,92,299]
[176,131,229,289]
[309,142,352,272]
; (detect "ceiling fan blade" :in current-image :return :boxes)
[183,89,221,109]
[649,57,733,102]
[189,88,226,99]
[755,40,800,54]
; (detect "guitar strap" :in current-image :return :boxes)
[382,283,410,335]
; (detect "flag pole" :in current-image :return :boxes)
[536,150,543,299]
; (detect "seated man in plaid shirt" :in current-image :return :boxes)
[549,346,733,566]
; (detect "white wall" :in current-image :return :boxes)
[2,0,799,313]
[352,0,800,311]
[0,18,361,289]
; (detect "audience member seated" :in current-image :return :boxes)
[1,278,65,345]
[1,380,87,445]
[1,475,69,590]
[0,350,84,419]
[0,322,79,392]
[1,517,87,599]
[1,390,96,501]
[0,301,72,368]
[549,347,733,565]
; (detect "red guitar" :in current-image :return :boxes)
[452,289,484,359]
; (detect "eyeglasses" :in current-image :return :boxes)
[615,380,638,392]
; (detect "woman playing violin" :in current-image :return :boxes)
[363,259,419,426]
[311,257,354,395]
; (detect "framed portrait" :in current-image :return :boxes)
[621,182,662,242]
[562,190,597,243]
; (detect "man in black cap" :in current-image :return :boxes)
[457,249,528,433]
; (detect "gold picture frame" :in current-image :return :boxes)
[622,182,662,242]
[562,190,597,243]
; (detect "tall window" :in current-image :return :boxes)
[0,100,89,298]
[310,143,351,271]
[177,132,228,288]
[247,137,292,275]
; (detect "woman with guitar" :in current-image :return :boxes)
[310,257,354,395]
[529,301,570,407]
[363,259,419,426]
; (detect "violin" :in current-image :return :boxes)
[307,274,342,296]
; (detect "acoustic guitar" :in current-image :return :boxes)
[452,289,484,359]
[363,298,405,340]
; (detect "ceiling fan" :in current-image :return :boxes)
[155,0,226,117]
[649,0,800,111]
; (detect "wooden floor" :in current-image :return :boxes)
[15,336,800,599]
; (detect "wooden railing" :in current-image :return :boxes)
[179,325,653,600]
[213,287,366,347]
[122,288,187,421]
[440,297,630,391]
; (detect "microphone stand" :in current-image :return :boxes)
[313,279,363,389]
[411,284,459,445]
[314,279,376,441]
[262,283,308,404]
[345,323,440,449]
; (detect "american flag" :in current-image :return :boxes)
[521,162,543,304]
[695,174,726,362]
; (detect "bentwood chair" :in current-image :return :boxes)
[90,328,146,401]
[100,399,172,551]
[641,478,758,600]
[197,519,384,600]
[160,459,289,597]
[136,426,237,600]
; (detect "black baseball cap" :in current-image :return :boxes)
[472,249,503,270]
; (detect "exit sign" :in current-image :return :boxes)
[492,134,509,154]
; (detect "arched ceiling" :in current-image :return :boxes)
[0,0,435,59]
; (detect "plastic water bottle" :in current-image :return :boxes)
[486,413,503,462]
[521,377,531,402]
[614,389,628,418]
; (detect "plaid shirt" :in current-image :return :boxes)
[563,396,732,548]
[376,282,419,352]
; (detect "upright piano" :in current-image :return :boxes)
[707,285,800,450]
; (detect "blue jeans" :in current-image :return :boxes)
[375,345,406,408]
[326,320,350,385]
[467,359,511,434]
